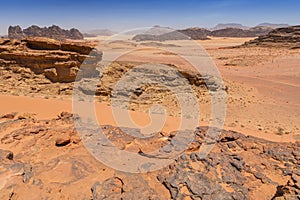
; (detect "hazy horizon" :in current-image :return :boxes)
[1,0,300,35]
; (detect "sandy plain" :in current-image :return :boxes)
[1,36,299,142]
[0,35,299,199]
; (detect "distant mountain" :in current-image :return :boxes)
[256,23,289,28]
[132,26,188,41]
[143,25,174,35]
[132,31,189,42]
[209,23,288,37]
[132,26,274,41]
[210,27,273,38]
[123,26,174,36]
[131,23,291,41]
[178,27,211,40]
[8,25,83,40]
[83,29,116,37]
[132,26,210,41]
[243,25,300,48]
[212,23,249,30]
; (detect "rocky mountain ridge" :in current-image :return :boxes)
[8,25,83,41]
[132,26,276,41]
[243,25,300,48]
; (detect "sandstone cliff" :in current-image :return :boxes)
[0,37,101,82]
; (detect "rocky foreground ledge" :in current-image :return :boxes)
[0,112,299,199]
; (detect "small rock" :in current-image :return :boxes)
[0,149,14,161]
[71,136,81,144]
[6,151,14,160]
[1,112,17,119]
[55,136,71,147]
[18,113,36,120]
[23,164,33,183]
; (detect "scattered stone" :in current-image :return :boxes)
[17,113,36,120]
[55,136,71,147]
[0,116,299,199]
[0,112,17,119]
[22,164,33,183]
[0,149,14,161]
[91,177,123,200]
[92,175,160,200]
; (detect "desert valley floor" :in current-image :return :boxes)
[0,35,299,199]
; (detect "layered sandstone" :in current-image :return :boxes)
[0,37,102,82]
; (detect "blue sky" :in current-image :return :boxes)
[1,0,299,35]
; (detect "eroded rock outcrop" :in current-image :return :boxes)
[210,27,273,38]
[132,27,210,41]
[8,25,83,40]
[243,25,300,48]
[178,28,211,40]
[0,113,299,199]
[0,37,101,82]
[77,62,225,116]
[132,26,274,41]
[158,127,300,199]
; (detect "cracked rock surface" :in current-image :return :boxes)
[0,113,299,199]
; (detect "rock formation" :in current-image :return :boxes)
[8,25,84,40]
[257,23,290,29]
[0,112,299,199]
[132,26,210,41]
[178,27,211,40]
[133,26,274,41]
[132,31,190,42]
[0,37,101,82]
[83,29,116,37]
[243,25,300,48]
[212,23,249,30]
[76,61,225,117]
[7,26,25,40]
[210,27,273,38]
[0,39,223,106]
